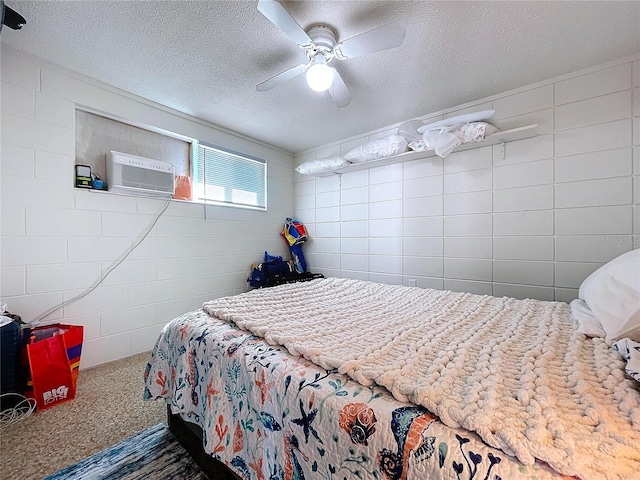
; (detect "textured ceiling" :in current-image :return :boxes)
[2,1,639,153]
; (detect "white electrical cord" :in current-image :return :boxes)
[0,393,37,425]
[29,195,173,326]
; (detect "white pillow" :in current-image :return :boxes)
[579,249,640,342]
[397,119,425,143]
[295,157,349,175]
[457,122,499,143]
[344,135,409,163]
[570,299,606,337]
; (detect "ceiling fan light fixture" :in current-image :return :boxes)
[256,0,405,107]
[306,57,334,92]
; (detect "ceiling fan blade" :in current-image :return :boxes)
[329,70,351,108]
[335,22,406,59]
[257,0,312,46]
[256,63,307,92]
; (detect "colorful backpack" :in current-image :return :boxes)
[281,218,308,246]
[281,218,308,273]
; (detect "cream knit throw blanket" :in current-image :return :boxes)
[203,278,640,480]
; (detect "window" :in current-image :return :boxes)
[193,143,267,210]
[75,109,191,181]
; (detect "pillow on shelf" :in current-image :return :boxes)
[344,135,409,163]
[578,249,640,342]
[397,119,425,143]
[457,122,499,143]
[295,157,349,175]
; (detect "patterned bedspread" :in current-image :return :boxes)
[144,309,570,480]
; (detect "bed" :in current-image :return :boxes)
[144,261,640,480]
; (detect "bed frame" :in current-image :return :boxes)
[167,406,242,480]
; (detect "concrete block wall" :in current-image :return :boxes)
[1,46,295,368]
[294,55,640,303]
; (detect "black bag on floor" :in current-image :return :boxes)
[248,255,295,288]
[0,312,23,409]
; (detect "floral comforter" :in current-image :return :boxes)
[144,309,570,480]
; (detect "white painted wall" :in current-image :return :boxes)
[295,55,640,303]
[0,46,295,368]
[2,46,638,368]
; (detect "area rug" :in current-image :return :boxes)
[44,423,208,480]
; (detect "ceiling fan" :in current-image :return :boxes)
[256,0,406,108]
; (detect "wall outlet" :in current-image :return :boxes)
[408,279,417,287]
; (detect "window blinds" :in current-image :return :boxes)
[195,144,266,210]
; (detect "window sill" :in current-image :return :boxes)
[75,187,267,211]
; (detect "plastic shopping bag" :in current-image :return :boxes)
[422,125,463,158]
[22,324,84,410]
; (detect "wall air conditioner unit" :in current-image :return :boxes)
[107,151,174,198]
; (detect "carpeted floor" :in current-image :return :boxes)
[0,352,166,480]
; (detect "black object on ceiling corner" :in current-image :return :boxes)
[1,0,27,32]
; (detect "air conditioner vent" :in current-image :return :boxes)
[107,151,175,198]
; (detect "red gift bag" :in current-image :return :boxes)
[23,324,84,410]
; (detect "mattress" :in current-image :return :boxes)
[145,309,572,480]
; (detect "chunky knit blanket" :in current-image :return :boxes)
[203,278,640,480]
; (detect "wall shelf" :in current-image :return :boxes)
[313,124,538,177]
